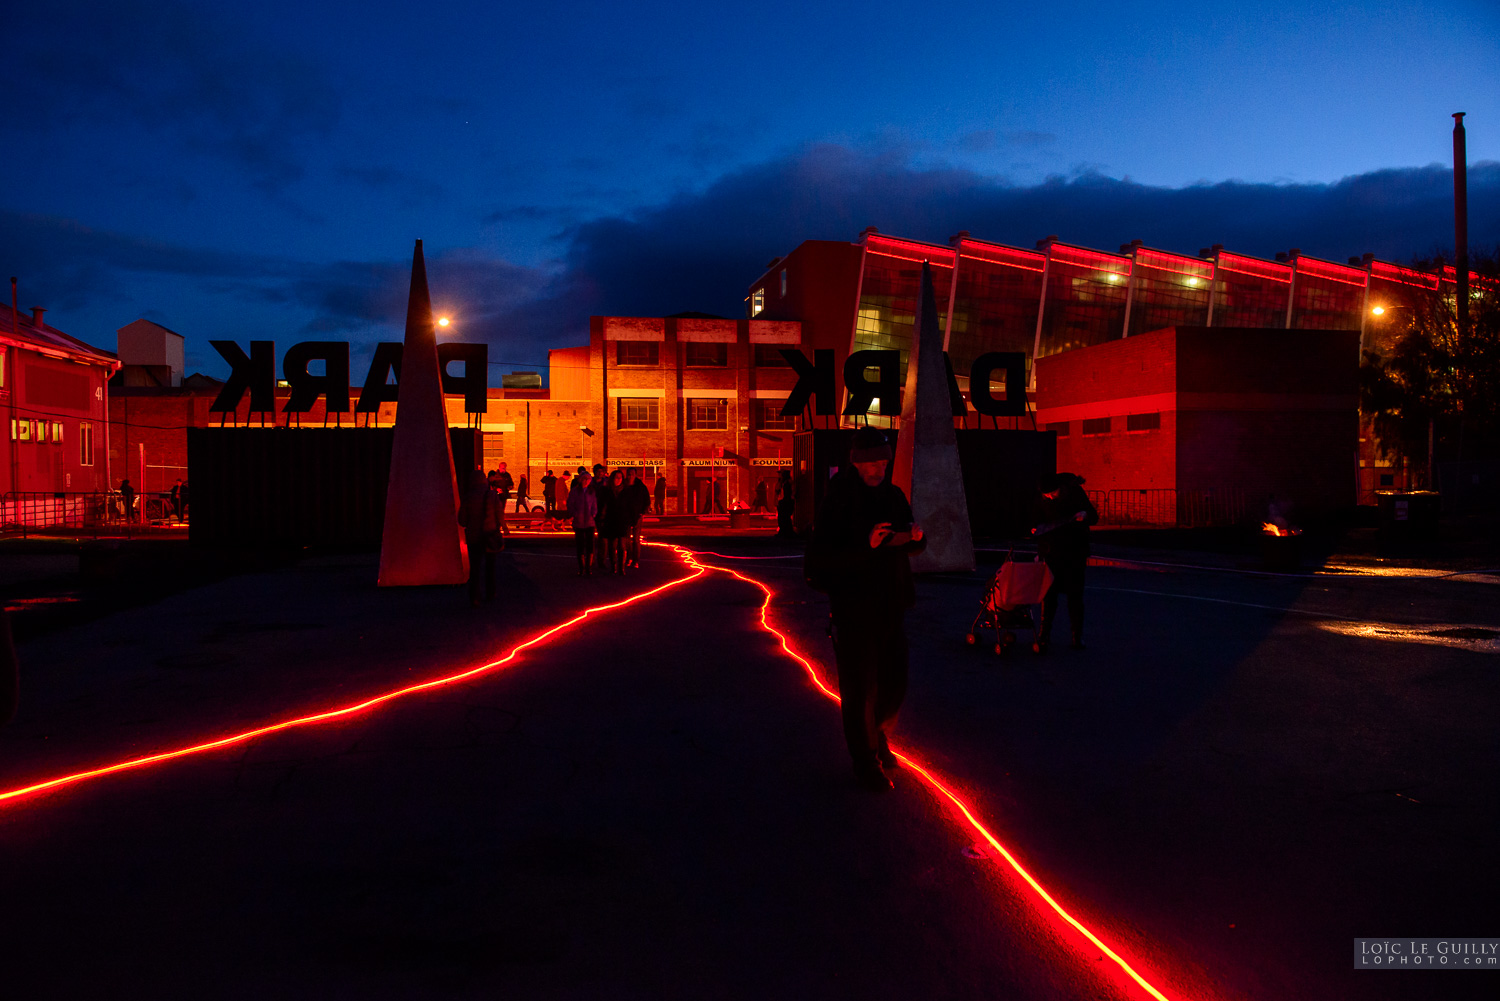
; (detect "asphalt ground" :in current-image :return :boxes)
[0,535,1495,1000]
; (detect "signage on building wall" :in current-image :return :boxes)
[207,340,488,415]
[776,348,1027,418]
[750,458,792,466]
[604,458,668,467]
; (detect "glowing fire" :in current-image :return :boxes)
[1261,522,1301,537]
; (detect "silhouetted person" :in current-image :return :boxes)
[1032,472,1098,652]
[654,473,667,515]
[495,462,514,512]
[555,470,572,528]
[776,469,795,538]
[119,479,136,523]
[458,467,501,606]
[590,464,610,568]
[515,473,529,514]
[542,469,558,517]
[624,469,651,567]
[753,479,769,513]
[487,469,510,537]
[599,470,630,574]
[170,479,184,522]
[807,427,925,792]
[568,472,597,575]
[179,480,189,521]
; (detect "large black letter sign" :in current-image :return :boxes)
[969,352,1028,416]
[842,349,902,417]
[437,342,488,414]
[209,340,275,413]
[356,342,403,413]
[778,348,837,416]
[282,341,351,413]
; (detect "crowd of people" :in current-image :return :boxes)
[565,464,652,576]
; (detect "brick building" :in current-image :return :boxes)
[1,305,118,496]
[1034,326,1360,525]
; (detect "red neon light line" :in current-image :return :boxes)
[688,548,1176,1001]
[0,564,705,808]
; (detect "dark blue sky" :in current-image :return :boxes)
[3,0,1497,380]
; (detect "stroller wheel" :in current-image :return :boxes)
[965,632,977,646]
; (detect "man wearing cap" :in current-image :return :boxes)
[808,426,926,792]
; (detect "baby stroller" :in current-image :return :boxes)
[966,549,1053,656]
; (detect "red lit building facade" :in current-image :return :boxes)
[0,307,119,496]
[747,230,1498,505]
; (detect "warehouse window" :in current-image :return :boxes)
[1126,412,1161,432]
[1046,421,1069,437]
[1081,417,1112,436]
[687,401,727,430]
[684,342,728,367]
[618,398,660,430]
[753,345,789,367]
[780,269,788,297]
[616,341,659,366]
[751,289,765,316]
[79,422,94,466]
[756,398,797,430]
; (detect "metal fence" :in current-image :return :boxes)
[0,491,184,535]
[1088,488,1251,528]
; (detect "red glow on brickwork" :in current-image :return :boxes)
[689,548,1179,1001]
[1369,261,1439,290]
[1215,253,1292,283]
[865,235,957,267]
[0,564,705,808]
[1293,256,1367,286]
[958,240,1047,273]
[1133,248,1213,280]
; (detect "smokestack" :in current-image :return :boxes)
[1453,112,1469,329]
[30,307,45,329]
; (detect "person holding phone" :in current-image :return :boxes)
[806,426,926,792]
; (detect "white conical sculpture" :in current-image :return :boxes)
[891,262,975,572]
[378,240,468,586]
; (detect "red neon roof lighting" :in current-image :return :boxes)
[958,240,1047,273]
[865,234,956,267]
[1294,256,1367,286]
[1369,260,1439,290]
[1215,252,1292,283]
[1440,265,1500,292]
[1049,243,1131,275]
[1133,247,1213,280]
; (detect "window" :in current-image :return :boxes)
[80,422,94,466]
[1046,421,1069,437]
[1081,417,1112,436]
[16,419,31,442]
[616,341,659,366]
[757,399,797,430]
[1125,412,1160,432]
[1379,473,1394,487]
[780,269,788,297]
[753,344,789,367]
[50,421,64,443]
[684,342,728,367]
[617,398,660,430]
[751,289,765,316]
[687,400,727,430]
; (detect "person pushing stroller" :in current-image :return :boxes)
[1031,472,1098,653]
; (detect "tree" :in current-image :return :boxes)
[1360,253,1500,486]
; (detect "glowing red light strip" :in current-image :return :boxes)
[1134,248,1213,280]
[958,241,1047,273]
[1215,252,1292,283]
[1369,260,1439,290]
[1293,256,1367,286]
[1049,244,1131,275]
[0,565,705,808]
[866,235,957,266]
[687,549,1176,1001]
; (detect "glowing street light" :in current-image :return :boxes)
[437,316,451,328]
[1371,306,1386,316]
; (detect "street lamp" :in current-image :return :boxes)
[1370,306,1386,316]
[437,316,451,328]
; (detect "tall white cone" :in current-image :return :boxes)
[891,262,975,572]
[378,240,467,586]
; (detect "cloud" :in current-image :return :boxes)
[506,146,1499,342]
[0,1,339,192]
